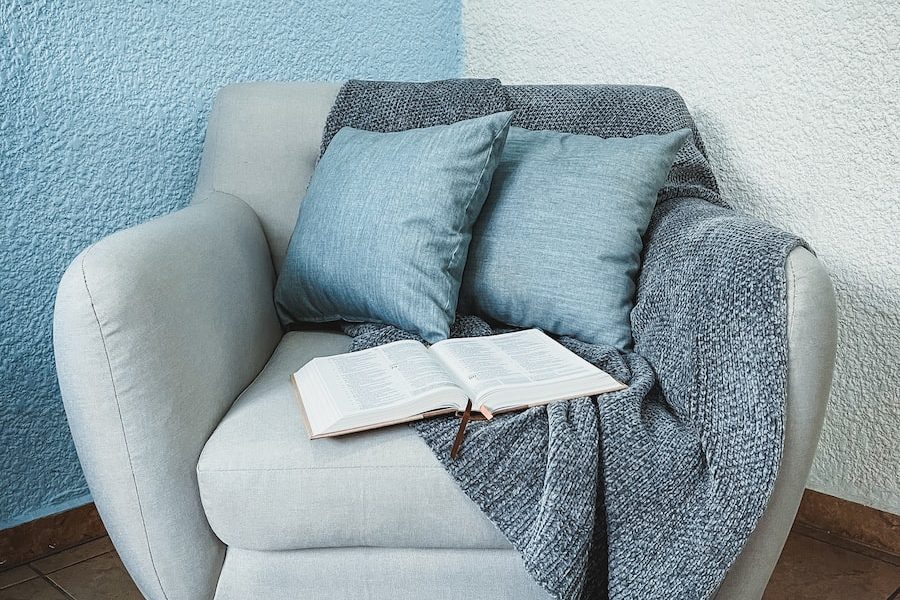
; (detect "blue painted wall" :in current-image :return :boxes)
[0,0,462,530]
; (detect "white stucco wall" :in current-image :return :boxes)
[463,0,900,513]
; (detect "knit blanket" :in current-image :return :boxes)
[322,79,804,600]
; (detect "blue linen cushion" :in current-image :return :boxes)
[459,126,691,349]
[275,111,515,343]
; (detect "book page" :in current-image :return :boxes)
[314,340,461,416]
[431,329,598,399]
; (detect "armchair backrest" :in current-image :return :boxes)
[194,82,341,272]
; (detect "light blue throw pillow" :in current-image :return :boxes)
[275,111,514,342]
[459,126,691,349]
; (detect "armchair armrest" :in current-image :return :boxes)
[53,192,281,600]
[715,246,836,599]
[634,198,837,600]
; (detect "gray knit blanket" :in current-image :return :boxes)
[322,79,803,600]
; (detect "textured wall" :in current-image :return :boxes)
[463,0,900,513]
[0,0,462,530]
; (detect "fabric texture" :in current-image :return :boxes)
[214,547,550,600]
[714,246,837,599]
[196,82,340,273]
[322,80,804,600]
[459,126,690,350]
[320,78,508,155]
[275,111,514,342]
[198,330,509,551]
[54,194,282,600]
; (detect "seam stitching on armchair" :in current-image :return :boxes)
[196,188,255,217]
[210,188,251,211]
[198,465,445,473]
[788,254,798,341]
[80,246,172,600]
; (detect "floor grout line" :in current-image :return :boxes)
[27,538,113,575]
[793,525,900,567]
[39,572,77,600]
[29,551,111,576]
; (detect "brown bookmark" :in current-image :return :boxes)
[451,399,489,459]
[450,399,474,459]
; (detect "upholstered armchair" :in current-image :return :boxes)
[53,82,837,600]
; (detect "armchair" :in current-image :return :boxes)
[54,82,837,599]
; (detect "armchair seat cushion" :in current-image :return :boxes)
[197,330,509,551]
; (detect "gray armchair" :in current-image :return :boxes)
[53,82,837,600]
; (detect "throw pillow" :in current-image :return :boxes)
[275,111,515,342]
[459,126,691,349]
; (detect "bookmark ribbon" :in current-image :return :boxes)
[450,399,487,459]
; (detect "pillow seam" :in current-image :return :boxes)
[442,119,509,317]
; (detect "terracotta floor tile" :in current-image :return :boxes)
[0,577,67,599]
[764,532,900,599]
[45,552,140,600]
[30,537,113,575]
[0,567,38,591]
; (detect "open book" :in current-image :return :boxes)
[292,329,626,439]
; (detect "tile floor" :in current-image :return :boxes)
[0,529,898,599]
[0,538,139,600]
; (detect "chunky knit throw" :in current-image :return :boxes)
[323,79,804,600]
